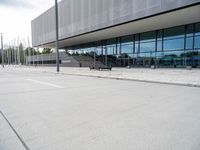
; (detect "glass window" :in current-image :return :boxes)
[186,37,193,50]
[121,35,133,44]
[93,42,102,56]
[121,35,134,54]
[184,50,200,67]
[106,38,116,55]
[162,51,184,67]
[164,26,184,39]
[107,46,115,55]
[121,44,134,54]
[116,38,120,55]
[157,30,162,39]
[195,23,200,49]
[185,25,193,50]
[95,47,102,56]
[195,36,200,49]
[164,26,185,50]
[140,31,156,42]
[186,24,194,50]
[157,30,163,52]
[140,42,155,53]
[65,23,199,68]
[157,41,162,52]
[107,38,116,45]
[102,41,106,55]
[186,24,194,36]
[140,31,156,53]
[195,23,200,36]
[135,34,139,54]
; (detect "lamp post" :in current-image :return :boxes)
[27,36,31,66]
[17,37,21,65]
[1,33,4,68]
[94,47,96,67]
[14,39,17,65]
[55,0,60,72]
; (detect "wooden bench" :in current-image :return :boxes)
[89,66,112,71]
[99,67,112,71]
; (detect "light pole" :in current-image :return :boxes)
[23,39,26,66]
[17,37,21,65]
[1,33,4,68]
[94,47,96,67]
[12,41,14,65]
[8,42,11,65]
[55,0,60,72]
[14,39,17,65]
[105,46,108,66]
[27,36,31,66]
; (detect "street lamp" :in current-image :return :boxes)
[27,36,31,66]
[17,37,21,65]
[55,0,60,72]
[1,33,4,68]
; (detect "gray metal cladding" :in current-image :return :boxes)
[31,0,200,47]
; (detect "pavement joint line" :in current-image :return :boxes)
[3,68,199,88]
[0,111,30,150]
[37,70,200,88]
[26,78,64,88]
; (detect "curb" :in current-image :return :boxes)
[40,70,200,88]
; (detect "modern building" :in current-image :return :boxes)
[31,0,200,68]
[26,52,80,67]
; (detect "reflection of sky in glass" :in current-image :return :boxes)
[157,40,162,52]
[164,38,184,50]
[186,37,193,50]
[163,51,183,57]
[195,23,200,36]
[121,44,133,54]
[140,42,155,52]
[107,46,116,55]
[66,23,200,69]
[195,36,200,49]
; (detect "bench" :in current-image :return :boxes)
[89,66,112,71]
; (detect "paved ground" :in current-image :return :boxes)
[0,67,200,150]
[15,66,200,87]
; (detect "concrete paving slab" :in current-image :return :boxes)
[9,66,200,87]
[0,67,200,150]
[0,113,26,150]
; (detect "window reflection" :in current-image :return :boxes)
[65,23,200,68]
[186,24,194,50]
[140,31,156,53]
[157,30,163,52]
[121,35,133,54]
[106,38,116,55]
[164,26,184,50]
[195,23,200,49]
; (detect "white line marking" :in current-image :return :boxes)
[26,79,64,88]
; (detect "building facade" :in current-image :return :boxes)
[31,0,200,68]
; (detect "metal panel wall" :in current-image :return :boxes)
[31,0,200,47]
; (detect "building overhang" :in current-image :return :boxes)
[40,4,200,48]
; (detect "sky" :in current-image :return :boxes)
[0,0,57,47]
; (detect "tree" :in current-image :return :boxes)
[42,48,52,54]
[25,47,40,56]
[0,52,2,63]
[18,43,23,64]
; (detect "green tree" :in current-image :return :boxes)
[25,47,40,56]
[19,43,25,64]
[42,48,52,54]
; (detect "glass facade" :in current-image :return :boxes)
[67,22,200,68]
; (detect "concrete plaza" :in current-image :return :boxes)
[18,66,200,87]
[0,67,200,150]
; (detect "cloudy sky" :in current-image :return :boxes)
[0,0,57,46]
